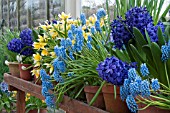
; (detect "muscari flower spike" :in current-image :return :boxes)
[161,45,170,62]
[80,13,86,25]
[126,95,138,113]
[128,68,137,81]
[140,63,149,77]
[151,78,160,91]
[91,26,96,34]
[96,8,106,20]
[140,80,151,98]
[129,82,140,97]
[95,20,101,32]
[40,69,51,81]
[120,86,129,101]
[45,95,56,108]
[53,70,64,83]
[42,81,54,90]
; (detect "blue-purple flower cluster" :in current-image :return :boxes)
[96,56,137,86]
[120,64,160,113]
[96,8,106,20]
[7,28,34,56]
[110,17,131,49]
[40,69,55,108]
[161,40,170,62]
[110,7,165,49]
[0,82,10,95]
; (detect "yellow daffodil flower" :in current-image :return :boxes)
[42,100,45,103]
[38,35,44,42]
[50,52,56,58]
[40,25,47,31]
[33,53,42,62]
[66,24,71,30]
[44,63,54,74]
[34,62,41,67]
[83,32,90,40]
[58,12,71,20]
[86,20,90,25]
[72,40,76,45]
[89,16,96,24]
[12,91,17,97]
[41,49,48,56]
[82,26,87,30]
[31,69,40,78]
[33,42,47,50]
[49,29,58,39]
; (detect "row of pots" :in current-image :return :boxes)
[84,85,170,113]
[8,62,32,81]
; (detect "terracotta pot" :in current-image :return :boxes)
[84,86,105,110]
[28,109,47,113]
[34,75,42,85]
[19,64,32,81]
[8,62,20,77]
[102,85,130,113]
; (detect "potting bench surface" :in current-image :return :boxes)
[4,73,109,113]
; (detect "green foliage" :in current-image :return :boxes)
[0,91,16,113]
[0,28,20,81]
[25,96,46,113]
[114,0,170,24]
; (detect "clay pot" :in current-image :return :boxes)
[34,75,42,85]
[8,62,20,77]
[84,86,105,110]
[28,109,47,113]
[19,64,32,81]
[102,84,130,113]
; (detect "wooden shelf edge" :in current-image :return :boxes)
[4,73,109,113]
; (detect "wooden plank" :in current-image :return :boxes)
[17,90,25,113]
[45,0,50,20]
[4,73,109,113]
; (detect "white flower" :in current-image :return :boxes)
[21,66,27,70]
[16,54,23,63]
[5,60,9,66]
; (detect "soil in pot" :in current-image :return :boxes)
[8,62,20,77]
[102,85,130,113]
[28,109,47,113]
[19,64,32,81]
[84,86,105,110]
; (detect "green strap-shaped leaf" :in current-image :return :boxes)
[157,27,165,47]
[130,44,146,63]
[150,42,168,86]
[133,27,147,46]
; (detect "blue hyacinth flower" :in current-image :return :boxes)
[140,63,149,77]
[126,95,138,113]
[151,78,160,91]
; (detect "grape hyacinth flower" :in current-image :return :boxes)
[54,46,67,59]
[91,26,96,34]
[45,95,56,108]
[42,87,51,97]
[53,70,64,83]
[40,69,51,81]
[161,45,170,62]
[95,20,101,32]
[68,72,74,77]
[80,13,86,25]
[0,82,8,92]
[53,58,66,73]
[126,95,138,113]
[120,86,129,101]
[71,24,77,34]
[68,30,74,40]
[140,63,149,77]
[128,68,137,81]
[140,80,151,98]
[129,82,140,97]
[96,8,106,21]
[87,41,92,50]
[42,81,54,90]
[151,78,160,91]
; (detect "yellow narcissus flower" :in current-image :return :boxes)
[82,26,87,30]
[31,69,40,78]
[66,24,71,30]
[38,35,44,42]
[49,29,58,39]
[86,20,90,25]
[50,52,56,58]
[100,19,104,27]
[58,12,71,20]
[33,53,42,62]
[25,93,31,101]
[40,25,47,31]
[33,42,47,50]
[89,16,96,24]
[12,91,17,97]
[41,49,48,56]
[83,32,90,40]
[44,63,54,74]
[72,40,76,45]
[34,62,41,67]
[42,100,45,103]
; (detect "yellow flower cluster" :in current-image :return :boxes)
[32,12,106,78]
[25,93,31,101]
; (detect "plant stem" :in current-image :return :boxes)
[164,62,170,88]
